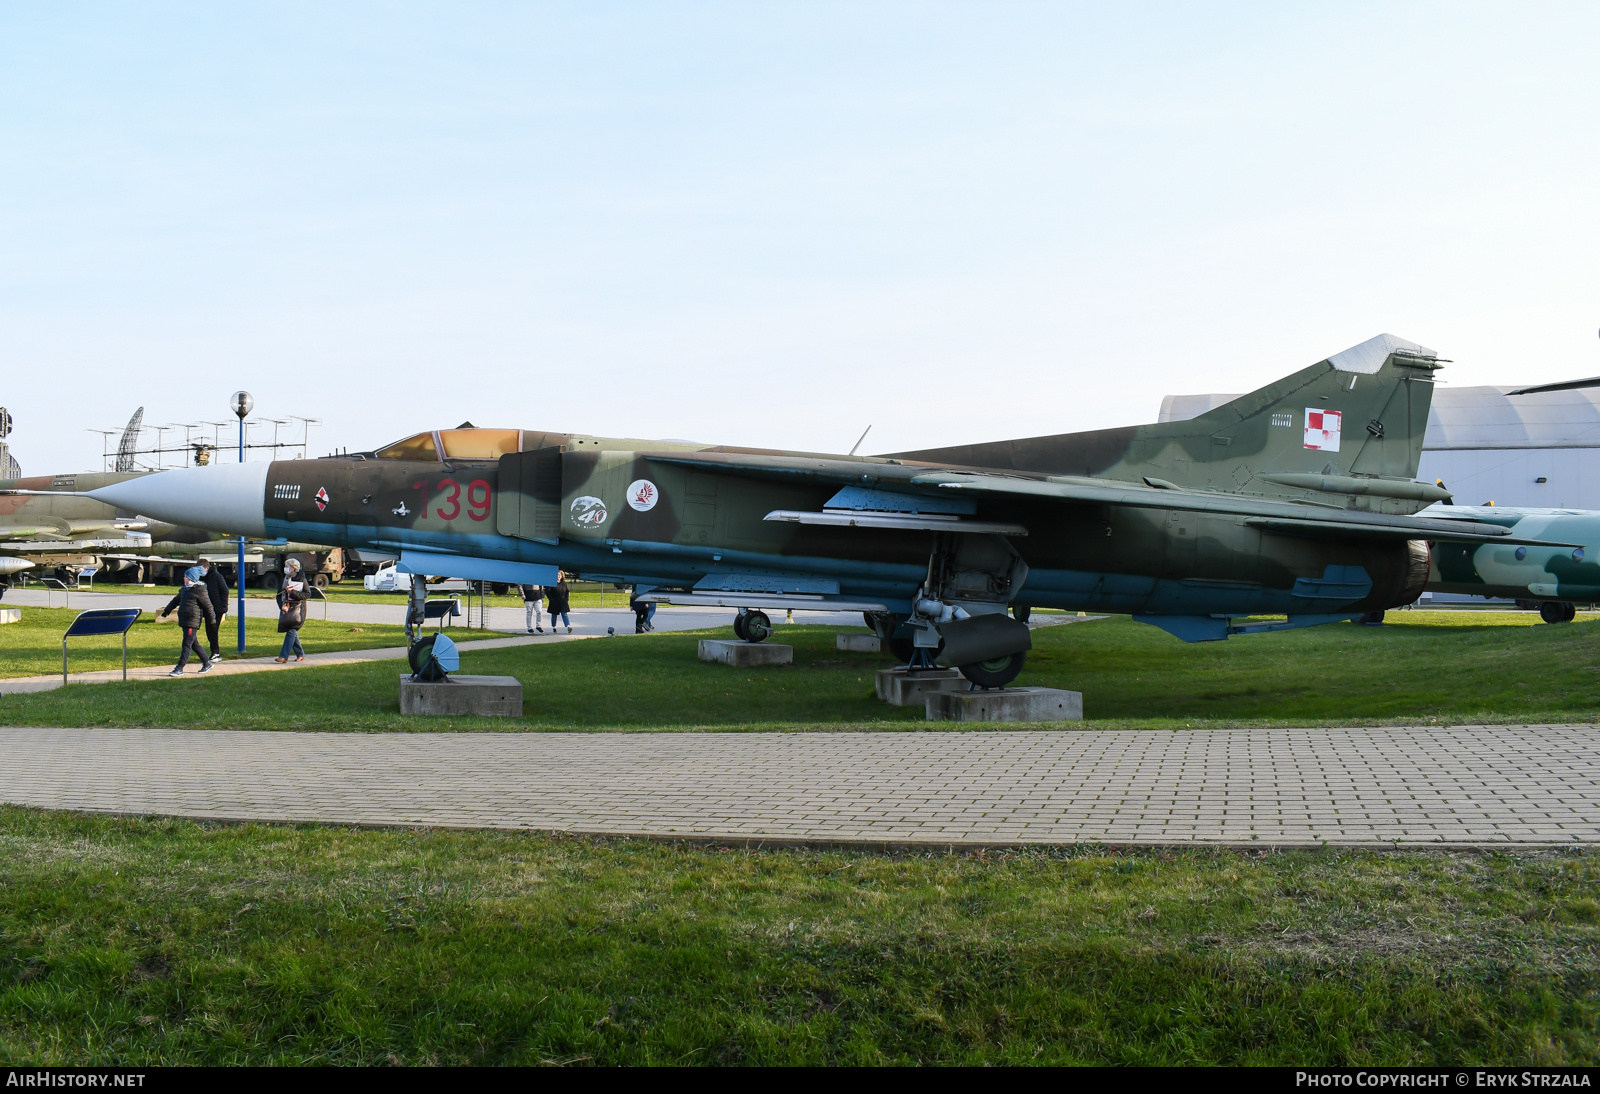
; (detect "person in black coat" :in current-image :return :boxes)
[198,558,230,662]
[546,575,571,633]
[159,567,216,676]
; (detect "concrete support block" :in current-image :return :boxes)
[698,640,793,667]
[399,674,523,717]
[876,666,967,706]
[836,633,880,653]
[926,687,1083,723]
[0,608,19,625]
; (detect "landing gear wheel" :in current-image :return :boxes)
[1540,601,1575,624]
[733,612,748,641]
[1360,611,1385,625]
[1011,605,1032,623]
[408,634,449,681]
[744,610,772,643]
[959,651,1026,689]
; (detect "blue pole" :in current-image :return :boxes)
[237,416,246,654]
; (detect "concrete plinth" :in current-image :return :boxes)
[876,666,967,706]
[400,674,523,717]
[836,633,880,653]
[0,608,18,625]
[699,640,793,667]
[926,687,1082,723]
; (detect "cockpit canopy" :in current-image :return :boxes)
[373,428,564,462]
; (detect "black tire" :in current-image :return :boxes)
[491,582,509,596]
[259,572,281,592]
[1360,611,1385,625]
[1540,601,1571,624]
[745,610,772,643]
[312,573,329,590]
[732,612,748,641]
[1563,601,1578,622]
[1012,605,1032,623]
[958,651,1026,689]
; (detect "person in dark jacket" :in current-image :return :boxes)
[275,557,309,662]
[198,558,230,663]
[519,583,544,633]
[547,575,572,633]
[159,567,216,676]
[629,588,656,634]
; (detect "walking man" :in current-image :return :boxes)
[158,567,216,676]
[519,583,544,633]
[198,558,230,663]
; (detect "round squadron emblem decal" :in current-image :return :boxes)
[570,495,608,527]
[626,479,659,512]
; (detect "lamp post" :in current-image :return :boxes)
[230,391,253,654]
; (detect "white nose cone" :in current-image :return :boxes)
[88,463,270,538]
[0,557,35,575]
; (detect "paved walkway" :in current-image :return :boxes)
[2,724,1596,847]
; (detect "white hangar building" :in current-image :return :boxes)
[1158,377,1600,510]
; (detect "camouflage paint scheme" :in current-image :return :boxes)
[186,338,1557,643]
[1425,504,1600,601]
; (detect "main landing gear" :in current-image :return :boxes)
[865,534,1034,689]
[1540,600,1577,624]
[732,608,773,643]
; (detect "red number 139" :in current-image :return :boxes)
[434,479,491,521]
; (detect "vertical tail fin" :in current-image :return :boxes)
[1164,334,1443,495]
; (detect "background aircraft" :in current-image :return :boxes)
[84,335,1571,686]
[0,469,155,592]
[1422,503,1600,622]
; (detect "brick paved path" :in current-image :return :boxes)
[2,724,1596,846]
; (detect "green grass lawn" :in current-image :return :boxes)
[0,807,1592,1065]
[2,612,1597,729]
[60,578,629,609]
[0,607,411,681]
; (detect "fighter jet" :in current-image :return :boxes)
[82,334,1572,686]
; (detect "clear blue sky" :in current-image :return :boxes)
[3,2,1598,472]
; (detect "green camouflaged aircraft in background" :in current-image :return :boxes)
[80,334,1574,686]
[1424,503,1600,621]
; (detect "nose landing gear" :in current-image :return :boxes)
[733,608,773,643]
